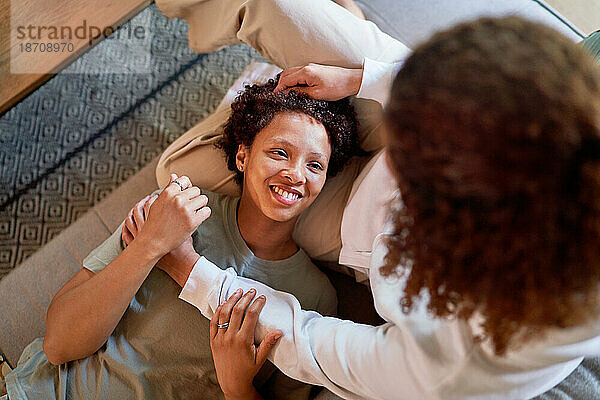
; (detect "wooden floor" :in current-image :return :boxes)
[0,0,597,117]
[0,0,150,115]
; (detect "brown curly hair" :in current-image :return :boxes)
[217,77,361,184]
[383,17,600,355]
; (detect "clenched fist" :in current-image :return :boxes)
[123,174,211,259]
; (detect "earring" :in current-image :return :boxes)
[238,165,244,172]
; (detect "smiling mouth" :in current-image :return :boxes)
[269,185,303,205]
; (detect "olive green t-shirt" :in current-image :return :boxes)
[6,191,337,400]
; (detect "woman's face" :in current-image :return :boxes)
[237,111,331,222]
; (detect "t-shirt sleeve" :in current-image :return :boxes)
[82,221,126,274]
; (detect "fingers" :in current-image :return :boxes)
[287,86,321,99]
[217,288,244,329]
[210,304,222,341]
[186,193,208,211]
[143,195,158,218]
[121,223,134,245]
[193,207,212,227]
[132,196,147,229]
[228,289,257,333]
[255,329,283,368]
[163,174,203,202]
[180,186,202,201]
[124,210,138,236]
[174,176,192,190]
[165,175,192,193]
[278,65,303,79]
[274,66,305,92]
[164,180,211,230]
[276,69,313,92]
[240,294,266,338]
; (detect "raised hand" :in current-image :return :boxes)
[273,63,363,101]
[121,194,158,245]
[121,174,211,259]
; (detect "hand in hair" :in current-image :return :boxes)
[274,63,363,101]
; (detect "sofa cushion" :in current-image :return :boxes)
[355,0,584,49]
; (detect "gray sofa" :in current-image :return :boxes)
[0,1,596,399]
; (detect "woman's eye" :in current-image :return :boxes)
[309,163,324,171]
[270,150,287,157]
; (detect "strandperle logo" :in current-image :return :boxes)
[15,20,146,47]
[10,11,152,74]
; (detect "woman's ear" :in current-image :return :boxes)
[236,144,248,172]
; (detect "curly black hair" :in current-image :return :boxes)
[217,76,361,185]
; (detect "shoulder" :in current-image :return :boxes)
[191,190,230,234]
[315,277,338,317]
[201,189,236,220]
[296,254,338,316]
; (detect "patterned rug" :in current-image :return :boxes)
[0,3,265,279]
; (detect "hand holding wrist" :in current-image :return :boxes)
[126,235,164,263]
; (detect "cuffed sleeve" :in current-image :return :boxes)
[178,256,238,318]
[356,58,404,106]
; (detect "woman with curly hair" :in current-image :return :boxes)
[164,12,600,400]
[3,78,360,400]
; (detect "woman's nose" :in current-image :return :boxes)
[282,163,305,184]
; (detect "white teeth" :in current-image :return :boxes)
[272,186,300,201]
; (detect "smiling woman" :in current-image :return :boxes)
[3,73,361,400]
[237,112,331,223]
[217,77,360,186]
[215,77,361,260]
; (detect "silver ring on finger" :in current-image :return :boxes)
[172,180,184,191]
[217,322,229,330]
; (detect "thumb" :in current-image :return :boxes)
[256,330,283,367]
[274,66,304,92]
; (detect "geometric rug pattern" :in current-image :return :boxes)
[0,4,265,279]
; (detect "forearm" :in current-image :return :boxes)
[44,240,161,364]
[157,249,199,287]
[179,258,367,399]
[182,258,455,399]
